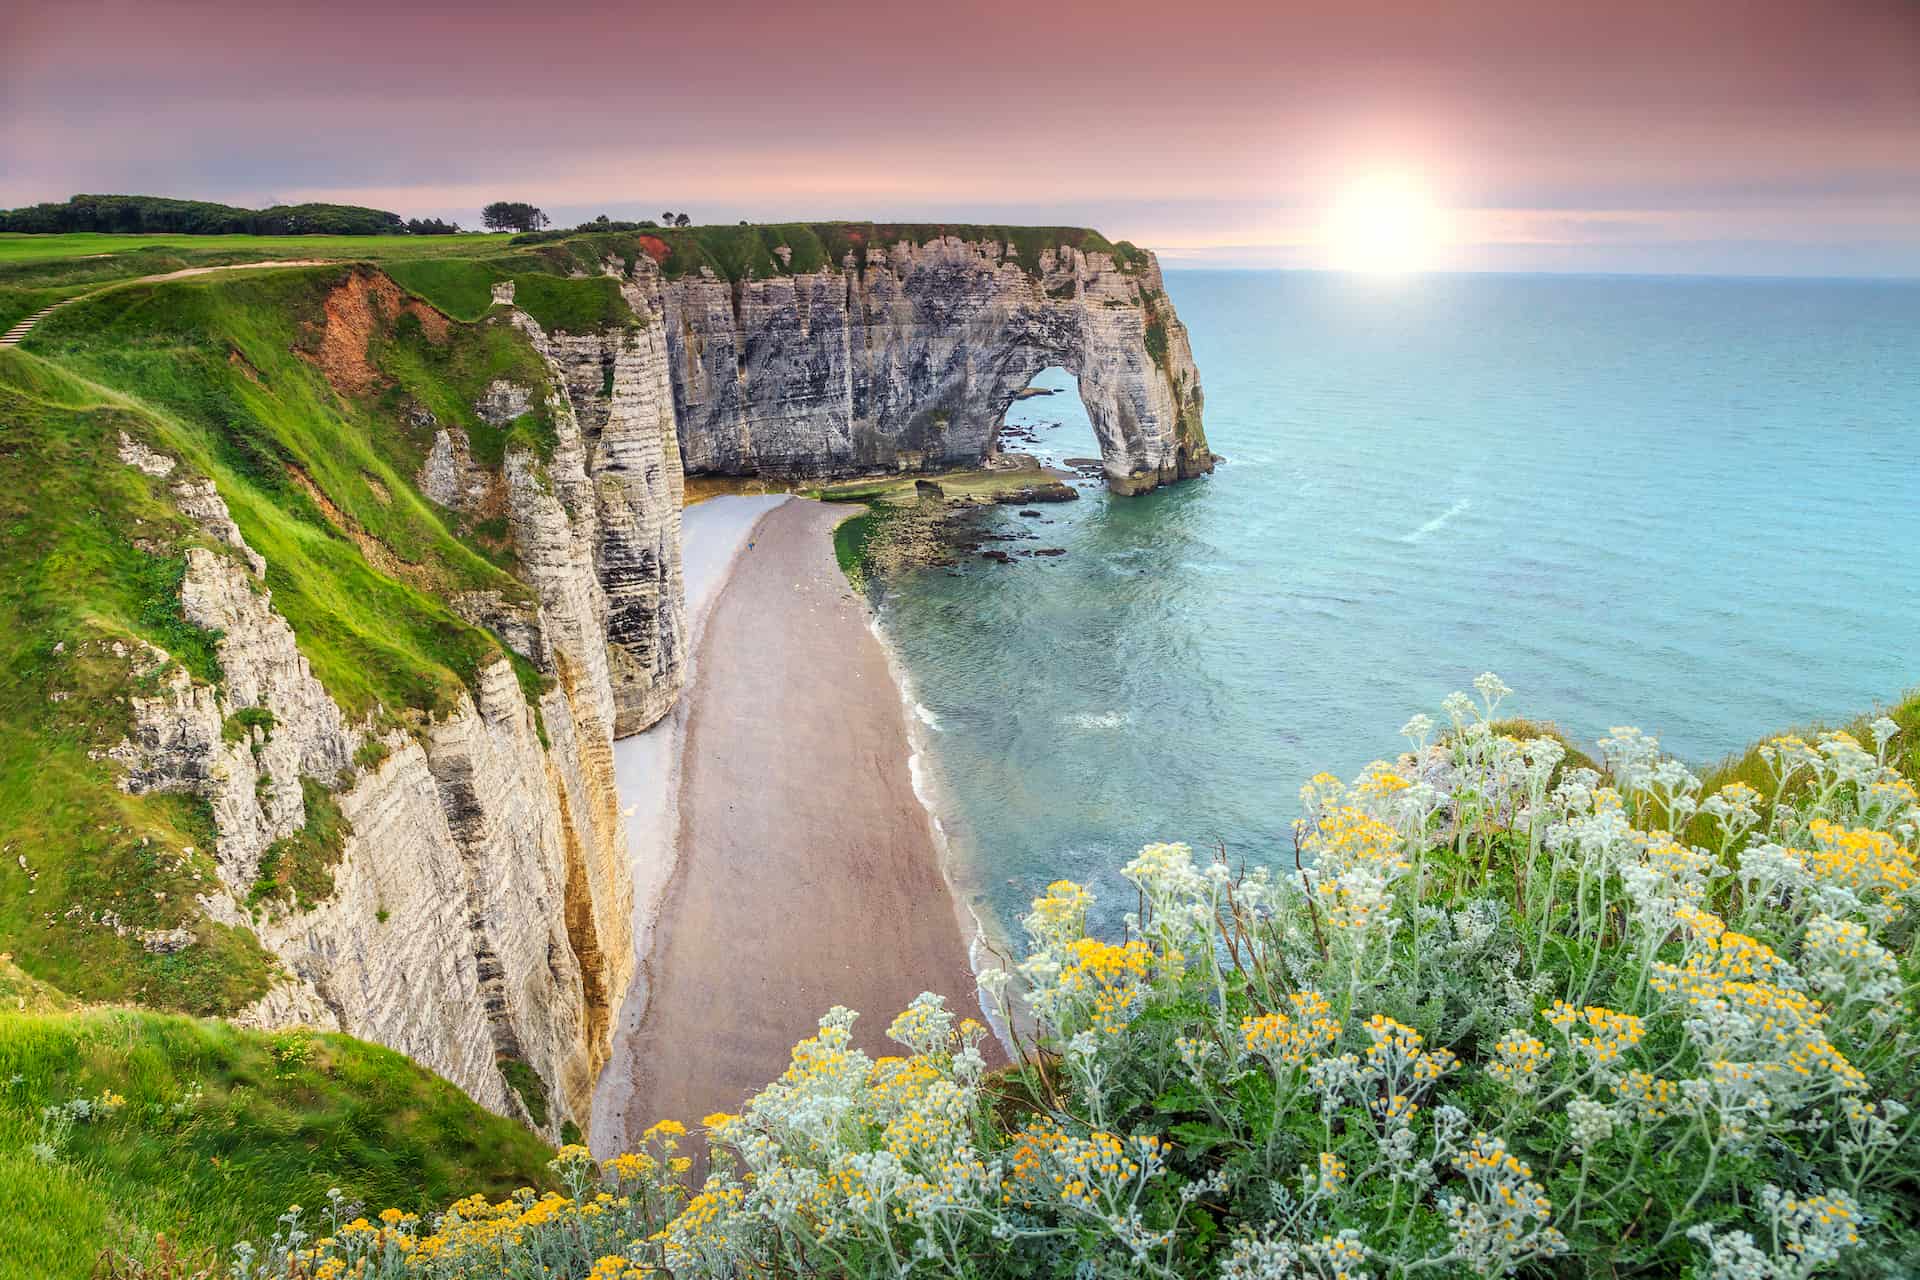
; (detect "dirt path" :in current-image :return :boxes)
[0,260,327,348]
[611,499,983,1137]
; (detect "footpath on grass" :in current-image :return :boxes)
[0,260,324,347]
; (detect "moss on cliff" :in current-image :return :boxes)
[614,222,1146,283]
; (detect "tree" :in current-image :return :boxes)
[661,211,673,224]
[481,201,549,233]
[674,212,691,227]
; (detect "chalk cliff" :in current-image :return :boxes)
[631,232,1211,495]
[100,270,678,1134]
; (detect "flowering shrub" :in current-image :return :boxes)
[244,678,1919,1278]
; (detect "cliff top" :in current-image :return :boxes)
[506,222,1154,283]
[1,222,1155,331]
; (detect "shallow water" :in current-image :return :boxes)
[876,269,1920,943]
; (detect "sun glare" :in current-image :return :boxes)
[1322,174,1447,273]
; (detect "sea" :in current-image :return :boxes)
[873,269,1920,945]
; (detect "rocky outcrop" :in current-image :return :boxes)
[111,432,633,1136]
[636,237,1211,495]
[508,300,686,737]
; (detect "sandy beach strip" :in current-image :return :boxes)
[590,494,793,1155]
[607,498,983,1140]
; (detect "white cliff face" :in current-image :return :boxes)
[112,410,637,1134]
[509,298,687,738]
[642,237,1211,495]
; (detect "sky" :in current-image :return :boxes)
[4,0,1918,275]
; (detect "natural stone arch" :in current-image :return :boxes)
[649,234,1213,495]
[992,364,1104,463]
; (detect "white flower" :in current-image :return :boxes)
[1566,1097,1614,1152]
[1472,671,1512,713]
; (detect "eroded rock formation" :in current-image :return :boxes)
[107,324,649,1134]
[635,237,1212,495]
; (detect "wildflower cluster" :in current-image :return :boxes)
[244,680,1920,1279]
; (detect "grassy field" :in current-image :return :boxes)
[0,232,519,263]
[0,965,553,1279]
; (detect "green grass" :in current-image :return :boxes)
[506,272,636,335]
[248,780,351,911]
[1487,717,1601,779]
[0,353,282,1013]
[22,266,531,722]
[0,259,572,1014]
[831,505,882,586]
[0,1004,554,1278]
[0,232,520,264]
[375,306,558,472]
[0,235,520,332]
[496,1056,549,1128]
[1679,688,1920,845]
[221,708,275,745]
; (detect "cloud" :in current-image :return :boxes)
[5,0,1917,274]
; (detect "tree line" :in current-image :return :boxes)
[1,194,705,238]
[483,204,695,233]
[0,194,442,236]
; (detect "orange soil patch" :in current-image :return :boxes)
[637,235,670,264]
[302,270,450,398]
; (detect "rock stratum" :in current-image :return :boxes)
[0,224,1209,1144]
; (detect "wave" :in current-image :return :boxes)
[1401,497,1472,543]
[913,701,942,731]
[1064,710,1131,731]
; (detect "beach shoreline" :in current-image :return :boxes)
[593,497,987,1153]
[589,493,792,1156]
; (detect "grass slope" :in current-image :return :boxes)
[0,260,576,1014]
[0,993,552,1279]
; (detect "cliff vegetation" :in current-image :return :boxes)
[0,241,635,1015]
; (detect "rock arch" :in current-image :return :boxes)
[648,234,1213,495]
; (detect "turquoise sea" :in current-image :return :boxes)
[876,270,1920,943]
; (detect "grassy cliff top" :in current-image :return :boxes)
[0,222,1152,328]
[513,222,1151,283]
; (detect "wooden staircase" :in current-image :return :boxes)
[0,302,66,348]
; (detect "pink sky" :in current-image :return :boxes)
[5,0,1917,274]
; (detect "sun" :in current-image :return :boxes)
[1321,174,1447,273]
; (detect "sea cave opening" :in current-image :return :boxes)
[997,367,1102,481]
